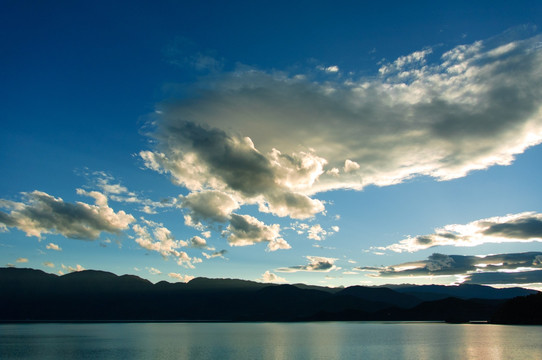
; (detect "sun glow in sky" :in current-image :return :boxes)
[2,1,542,289]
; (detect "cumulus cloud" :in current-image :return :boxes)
[379,212,542,253]
[277,255,339,272]
[358,252,542,283]
[0,190,135,240]
[132,222,200,269]
[142,32,542,225]
[308,224,327,241]
[224,214,290,251]
[46,243,62,251]
[16,257,28,263]
[259,270,286,283]
[180,190,239,227]
[43,261,55,268]
[189,235,209,249]
[168,272,195,282]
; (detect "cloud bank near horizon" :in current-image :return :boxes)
[377,212,542,253]
[357,251,542,286]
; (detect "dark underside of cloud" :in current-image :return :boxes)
[139,31,542,253]
[358,251,542,286]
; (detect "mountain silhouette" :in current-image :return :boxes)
[0,268,538,323]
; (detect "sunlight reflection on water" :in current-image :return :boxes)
[1,322,541,360]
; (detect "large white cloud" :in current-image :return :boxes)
[378,212,542,253]
[140,33,542,245]
[135,31,542,261]
[149,34,542,189]
[0,190,135,240]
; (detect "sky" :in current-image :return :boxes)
[2,0,542,289]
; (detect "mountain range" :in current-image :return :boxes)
[0,268,538,324]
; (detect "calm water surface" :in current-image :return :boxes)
[1,322,541,359]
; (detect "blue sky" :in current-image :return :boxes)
[2,1,542,288]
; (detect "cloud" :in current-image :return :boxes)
[61,264,85,273]
[180,190,239,227]
[379,212,542,252]
[46,243,62,251]
[16,257,28,263]
[168,272,195,282]
[132,222,199,269]
[43,261,55,268]
[464,270,542,285]
[189,235,209,249]
[277,255,339,273]
[0,190,135,240]
[259,270,286,283]
[142,32,542,220]
[140,124,325,220]
[148,267,161,275]
[308,224,327,241]
[358,252,542,283]
[202,249,227,259]
[224,214,290,251]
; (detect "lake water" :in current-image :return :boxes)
[1,322,541,359]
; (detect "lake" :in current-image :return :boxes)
[1,322,541,359]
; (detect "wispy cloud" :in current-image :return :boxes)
[202,249,227,259]
[277,255,339,273]
[357,252,542,286]
[377,212,542,253]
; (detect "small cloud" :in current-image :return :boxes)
[308,224,327,241]
[142,205,157,214]
[46,243,62,251]
[148,267,161,275]
[43,261,55,268]
[277,255,340,273]
[16,257,28,263]
[189,235,208,249]
[61,264,85,273]
[344,159,360,173]
[168,272,195,283]
[202,249,227,259]
[259,270,286,283]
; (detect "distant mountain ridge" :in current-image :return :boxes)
[0,268,538,323]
